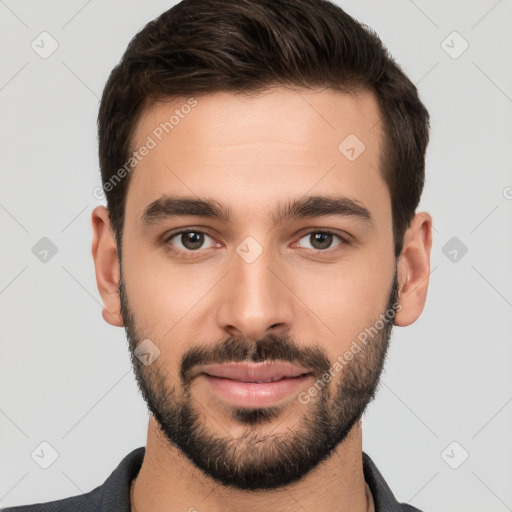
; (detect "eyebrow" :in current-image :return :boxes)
[141,194,372,227]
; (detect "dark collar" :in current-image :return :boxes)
[362,452,422,511]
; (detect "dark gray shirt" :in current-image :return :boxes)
[2,447,423,511]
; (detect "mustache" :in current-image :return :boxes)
[180,333,332,386]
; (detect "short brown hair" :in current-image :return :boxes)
[98,0,430,259]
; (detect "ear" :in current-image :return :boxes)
[91,206,124,327]
[394,212,433,327]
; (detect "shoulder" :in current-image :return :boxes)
[2,446,145,512]
[1,487,102,511]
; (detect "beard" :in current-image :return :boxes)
[119,267,399,491]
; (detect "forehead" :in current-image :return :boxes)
[125,87,389,228]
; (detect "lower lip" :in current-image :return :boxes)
[201,374,312,408]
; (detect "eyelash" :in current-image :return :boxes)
[162,228,351,259]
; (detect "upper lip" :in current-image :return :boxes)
[200,362,311,383]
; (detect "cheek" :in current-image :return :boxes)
[290,249,394,354]
[121,245,221,353]
[122,238,194,311]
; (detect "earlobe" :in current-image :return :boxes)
[394,212,433,327]
[91,206,124,328]
[102,308,123,327]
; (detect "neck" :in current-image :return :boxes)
[130,417,370,512]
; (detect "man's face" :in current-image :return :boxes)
[118,87,398,490]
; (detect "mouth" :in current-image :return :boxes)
[198,362,313,407]
[200,361,312,382]
[226,376,299,383]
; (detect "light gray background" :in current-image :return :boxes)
[1,1,511,510]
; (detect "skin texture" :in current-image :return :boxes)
[91,87,432,512]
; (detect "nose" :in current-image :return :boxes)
[215,245,294,341]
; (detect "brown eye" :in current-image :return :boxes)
[165,230,217,253]
[179,231,205,250]
[296,230,347,252]
[310,232,334,250]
